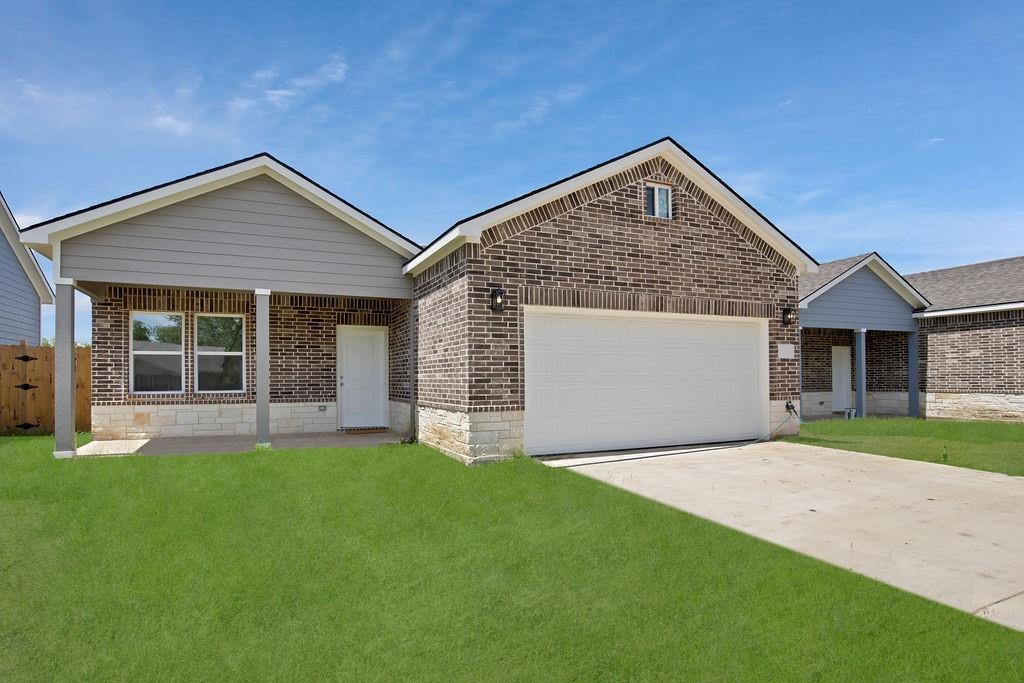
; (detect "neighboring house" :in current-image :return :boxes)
[19,138,818,459]
[908,256,1024,421]
[800,252,1024,423]
[0,192,53,344]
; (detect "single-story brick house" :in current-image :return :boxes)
[20,138,820,460]
[799,252,1024,422]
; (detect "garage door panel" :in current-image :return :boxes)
[525,309,767,455]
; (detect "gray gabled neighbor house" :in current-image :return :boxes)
[0,192,53,344]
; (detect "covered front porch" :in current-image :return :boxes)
[800,327,920,419]
[53,283,415,457]
[797,253,929,421]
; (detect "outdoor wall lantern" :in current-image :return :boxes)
[490,288,507,313]
[781,306,797,326]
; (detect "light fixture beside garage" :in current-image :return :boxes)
[781,306,797,326]
[490,288,507,313]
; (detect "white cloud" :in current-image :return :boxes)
[924,137,946,147]
[777,98,794,108]
[290,55,349,89]
[264,89,296,107]
[795,187,830,205]
[495,84,586,130]
[151,115,191,136]
[226,96,256,112]
[246,67,279,88]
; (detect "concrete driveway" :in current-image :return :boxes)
[545,441,1024,631]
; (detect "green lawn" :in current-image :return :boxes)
[1,436,1021,680]
[784,417,1024,476]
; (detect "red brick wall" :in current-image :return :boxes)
[92,286,410,406]
[919,310,1024,393]
[415,155,802,412]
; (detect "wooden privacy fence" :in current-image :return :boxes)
[0,343,91,435]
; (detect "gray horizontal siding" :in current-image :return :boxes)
[61,176,411,299]
[801,266,916,331]
[0,231,42,344]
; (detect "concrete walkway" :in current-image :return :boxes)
[76,430,401,456]
[546,441,1024,631]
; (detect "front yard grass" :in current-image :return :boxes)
[1,435,1022,680]
[784,417,1024,476]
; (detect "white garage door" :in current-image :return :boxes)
[524,307,768,455]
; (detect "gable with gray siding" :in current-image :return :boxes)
[60,176,412,299]
[0,229,42,344]
[800,266,917,331]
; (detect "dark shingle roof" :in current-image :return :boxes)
[906,255,1024,312]
[798,253,872,300]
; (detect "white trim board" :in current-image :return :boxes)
[1,193,54,304]
[913,301,1024,318]
[404,138,819,277]
[20,154,420,260]
[800,253,930,310]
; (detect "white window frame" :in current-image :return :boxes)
[129,311,185,395]
[645,183,672,219]
[194,313,246,394]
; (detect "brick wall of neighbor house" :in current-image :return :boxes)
[800,327,911,417]
[919,310,1024,421]
[91,286,411,438]
[415,156,803,461]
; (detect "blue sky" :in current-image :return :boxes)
[3,1,1024,342]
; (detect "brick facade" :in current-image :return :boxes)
[414,157,800,412]
[414,155,802,457]
[91,286,411,407]
[918,310,1024,394]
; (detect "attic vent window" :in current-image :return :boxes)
[644,184,671,219]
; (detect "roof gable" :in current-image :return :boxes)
[404,137,819,276]
[20,153,420,260]
[800,252,929,310]
[0,192,53,304]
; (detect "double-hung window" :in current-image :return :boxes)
[130,312,184,393]
[644,184,672,219]
[195,314,245,392]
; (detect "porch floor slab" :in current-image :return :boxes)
[75,430,402,457]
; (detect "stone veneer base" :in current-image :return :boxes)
[94,402,340,440]
[924,392,1024,422]
[417,405,524,465]
[801,391,913,418]
[419,401,800,464]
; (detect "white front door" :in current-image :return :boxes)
[831,345,852,412]
[337,326,388,429]
[524,307,769,455]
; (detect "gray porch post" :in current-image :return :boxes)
[908,329,920,417]
[255,289,271,446]
[54,283,76,457]
[855,328,867,417]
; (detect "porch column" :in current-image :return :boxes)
[855,328,867,418]
[53,283,76,457]
[908,329,920,417]
[255,289,271,446]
